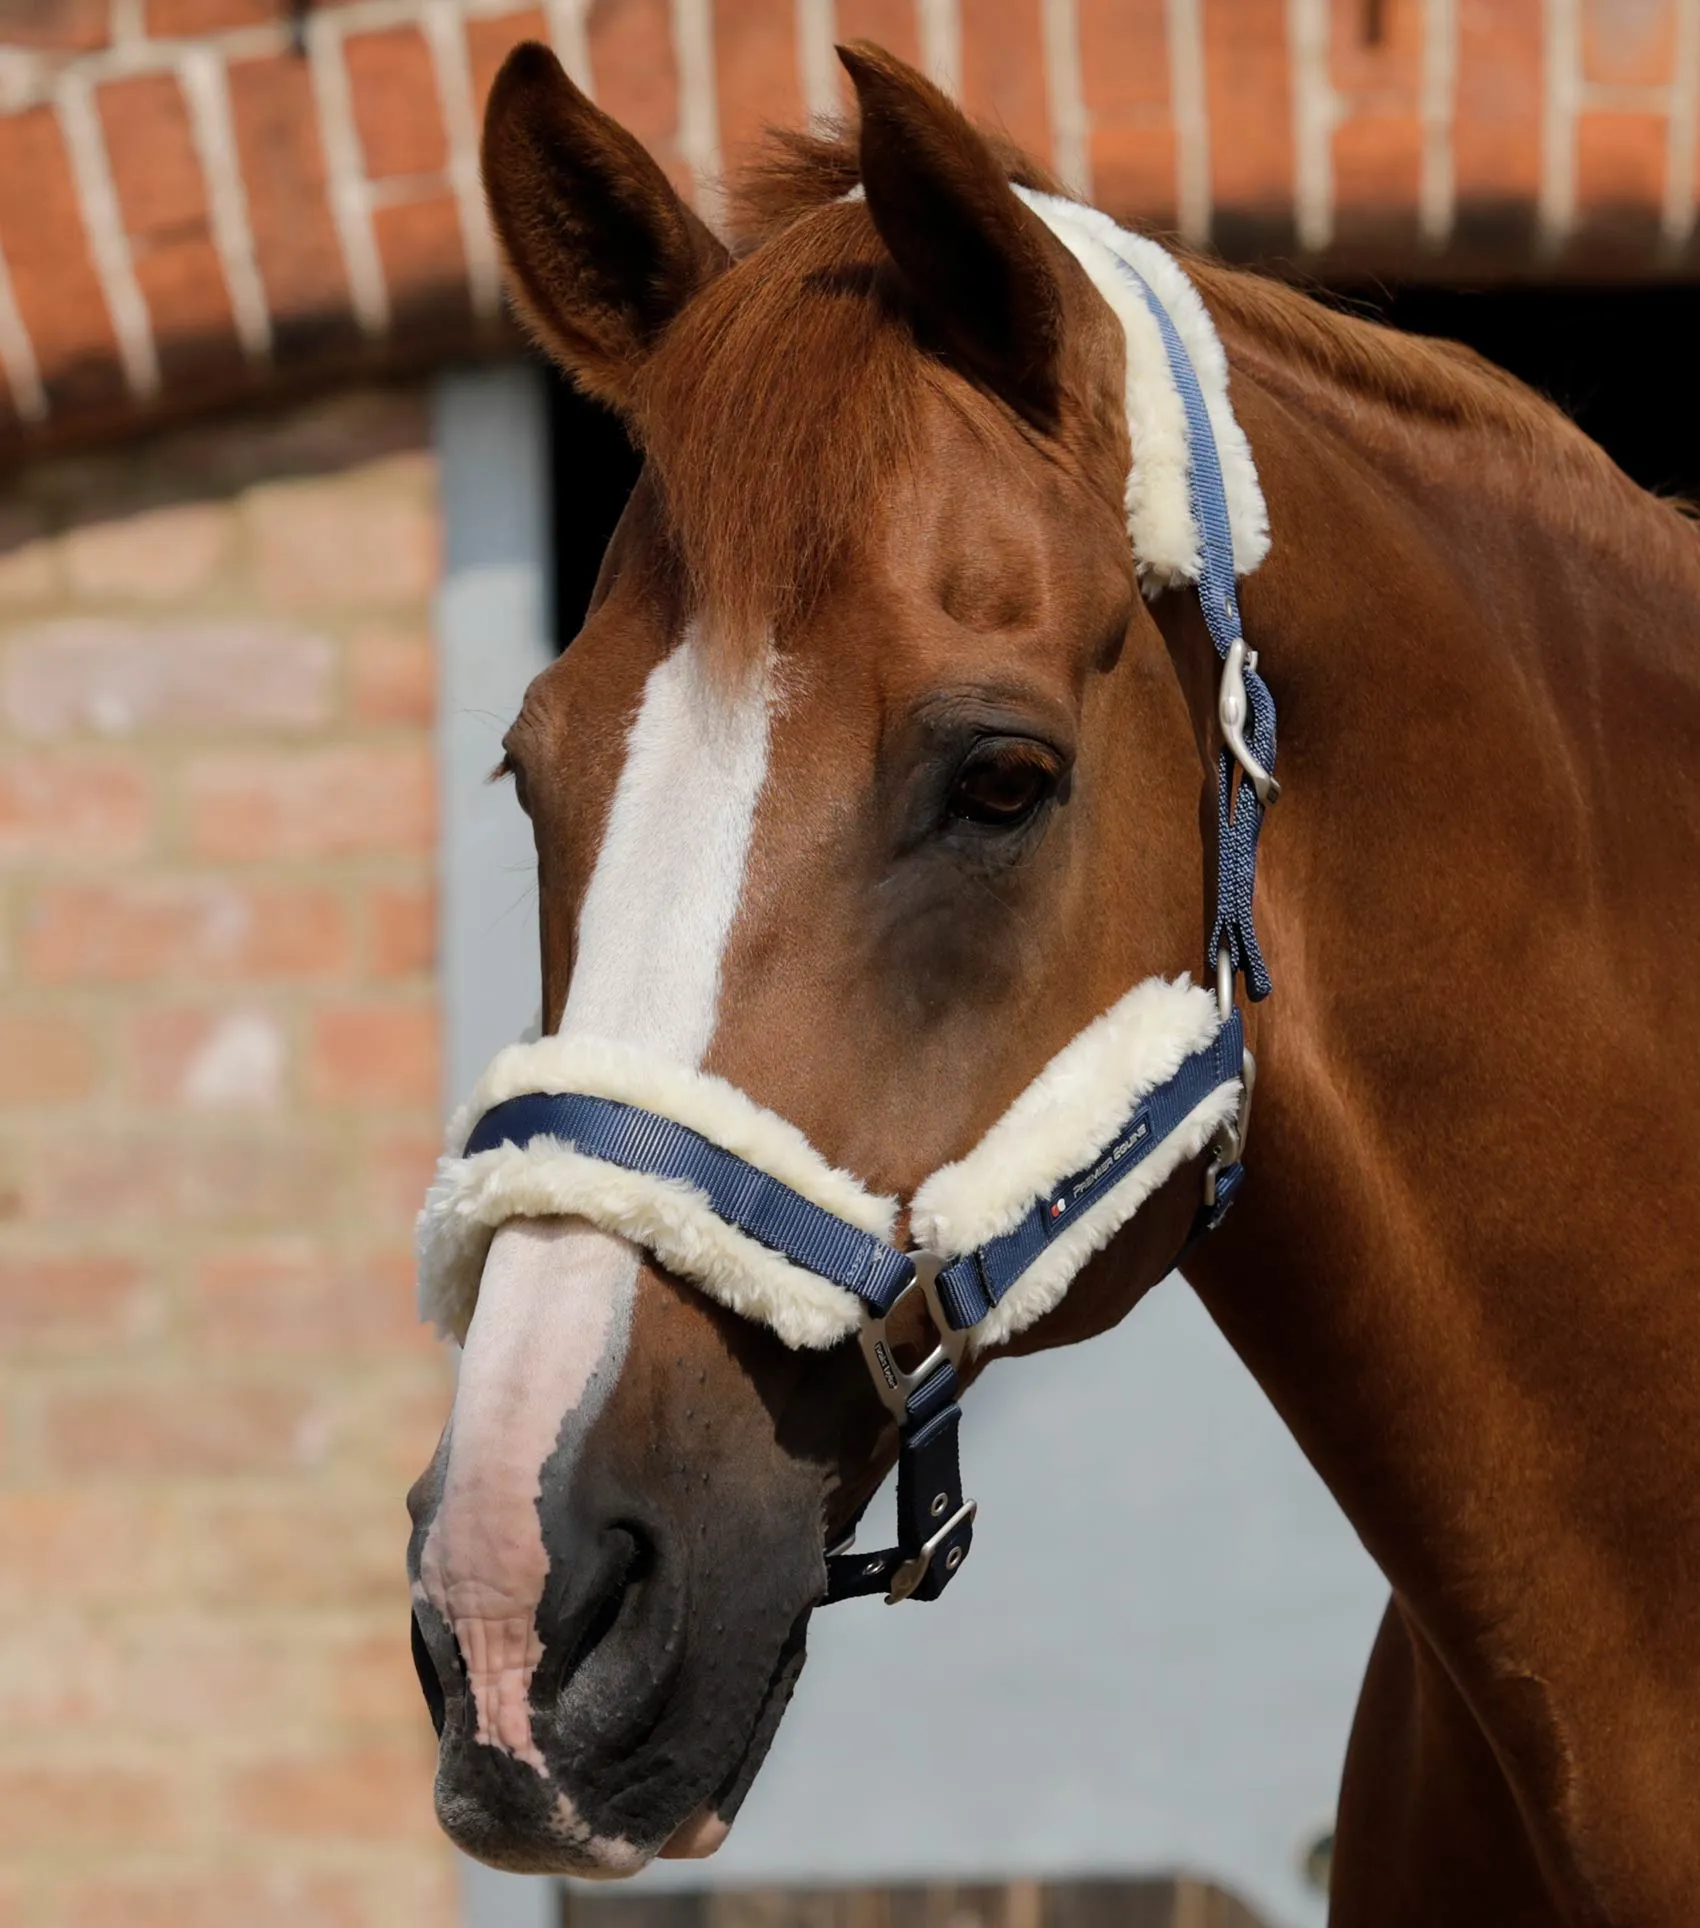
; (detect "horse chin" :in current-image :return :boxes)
[432,1601,811,1878]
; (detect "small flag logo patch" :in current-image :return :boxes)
[1050,1198,1067,1219]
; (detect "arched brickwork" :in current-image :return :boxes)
[2,0,1696,456]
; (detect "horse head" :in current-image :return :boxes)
[406,39,1250,1875]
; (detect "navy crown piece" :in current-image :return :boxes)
[458,256,1276,1607]
[1110,253,1278,1002]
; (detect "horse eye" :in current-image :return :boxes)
[946,743,1059,828]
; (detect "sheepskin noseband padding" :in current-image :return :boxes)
[417,1034,899,1351]
[911,978,1239,1350]
[416,979,1241,1354]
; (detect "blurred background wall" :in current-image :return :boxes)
[3,4,1699,1928]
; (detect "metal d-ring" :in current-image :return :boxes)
[1219,636,1280,808]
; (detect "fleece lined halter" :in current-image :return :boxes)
[417,199,1279,1608]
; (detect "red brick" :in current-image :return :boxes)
[3,1,109,48]
[42,1379,329,1477]
[367,879,436,978]
[835,0,921,75]
[1453,0,1544,215]
[349,622,434,725]
[2,617,335,739]
[59,1867,370,1928]
[0,1765,180,1850]
[589,0,687,196]
[361,1125,441,1229]
[1583,0,1675,86]
[1578,112,1668,216]
[1332,113,1423,240]
[146,0,280,32]
[0,1617,117,1732]
[468,11,550,118]
[1330,0,1423,98]
[346,26,449,180]
[190,1489,423,1609]
[23,1124,340,1229]
[372,195,473,331]
[338,1373,454,1479]
[0,1492,184,1609]
[713,0,803,163]
[228,1745,440,1842]
[0,1252,147,1345]
[0,107,125,413]
[227,53,356,359]
[308,1000,439,1107]
[1204,0,1294,239]
[249,482,439,610]
[23,877,352,983]
[119,1617,388,1737]
[98,73,243,387]
[126,1005,288,1108]
[0,1007,101,1103]
[960,0,1052,164]
[183,743,435,861]
[0,750,153,864]
[62,499,233,601]
[190,1242,426,1353]
[1079,0,1175,224]
[1329,0,1421,240]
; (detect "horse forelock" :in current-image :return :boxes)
[633,124,1078,661]
[634,199,925,654]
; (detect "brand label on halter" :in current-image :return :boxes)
[1043,1109,1154,1232]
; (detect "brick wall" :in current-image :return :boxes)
[4,1,1699,460]
[0,381,454,1928]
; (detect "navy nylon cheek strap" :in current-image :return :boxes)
[452,247,1277,1608]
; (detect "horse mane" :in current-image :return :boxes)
[635,120,1683,647]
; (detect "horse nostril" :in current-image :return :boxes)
[543,1520,657,1695]
[412,1608,447,1738]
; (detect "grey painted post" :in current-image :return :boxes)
[433,361,561,1928]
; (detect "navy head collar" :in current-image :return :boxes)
[421,231,1278,1608]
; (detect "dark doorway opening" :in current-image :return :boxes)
[539,284,1700,652]
[1338,283,1700,503]
[547,365,643,653]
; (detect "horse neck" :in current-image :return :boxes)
[1172,337,1700,1693]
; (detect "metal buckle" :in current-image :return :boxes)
[856,1253,967,1423]
[1218,637,1280,808]
[885,1499,977,1605]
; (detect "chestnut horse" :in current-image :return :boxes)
[406,39,1700,1926]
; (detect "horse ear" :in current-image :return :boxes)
[481,42,730,409]
[838,41,1068,429]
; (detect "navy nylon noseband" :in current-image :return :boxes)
[461,258,1277,1608]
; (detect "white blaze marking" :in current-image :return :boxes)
[561,629,774,1059]
[427,630,773,1774]
[421,1219,637,1772]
